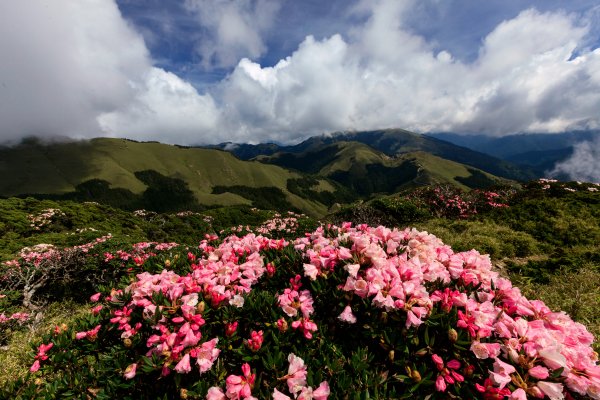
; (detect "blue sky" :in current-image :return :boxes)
[1,0,599,146]
[117,0,600,89]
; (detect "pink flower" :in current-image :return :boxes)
[528,365,550,380]
[273,389,292,400]
[194,338,220,374]
[435,375,447,392]
[537,381,565,400]
[225,321,238,337]
[470,341,501,359]
[291,318,318,339]
[30,360,41,372]
[174,354,192,374]
[91,304,103,315]
[75,331,88,340]
[226,363,255,399]
[246,330,264,352]
[489,358,516,389]
[206,386,226,400]
[285,353,307,394]
[124,363,137,379]
[313,381,330,400]
[338,306,357,324]
[30,341,54,372]
[432,354,464,392]
[90,292,102,302]
[510,388,527,400]
[303,263,319,280]
[538,348,568,371]
[180,328,201,348]
[297,381,330,400]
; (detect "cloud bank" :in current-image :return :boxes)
[551,137,600,182]
[0,0,599,147]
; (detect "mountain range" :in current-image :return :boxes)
[0,129,566,216]
[430,130,598,175]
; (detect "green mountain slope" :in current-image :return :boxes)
[0,138,337,216]
[259,141,511,196]
[213,129,536,181]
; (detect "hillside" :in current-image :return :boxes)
[0,138,340,216]
[214,129,536,181]
[258,141,511,195]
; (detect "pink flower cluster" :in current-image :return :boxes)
[5,235,113,268]
[432,354,464,392]
[256,212,306,235]
[277,276,317,339]
[104,241,178,266]
[25,222,599,399]
[207,363,257,400]
[295,223,600,399]
[29,342,53,372]
[0,311,30,324]
[273,353,330,400]
[27,208,65,230]
[103,233,286,379]
[16,244,60,267]
[75,324,101,341]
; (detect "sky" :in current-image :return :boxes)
[1,0,600,148]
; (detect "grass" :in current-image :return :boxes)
[0,300,90,386]
[416,219,540,260]
[512,266,600,352]
[0,138,335,215]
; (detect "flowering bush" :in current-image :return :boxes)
[3,223,598,399]
[27,208,67,231]
[408,186,513,219]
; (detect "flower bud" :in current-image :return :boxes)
[123,338,133,348]
[197,301,206,314]
[448,328,458,343]
[415,348,428,357]
[463,364,475,378]
[380,312,388,324]
[180,389,188,399]
[527,386,544,398]
[277,318,288,332]
[165,259,171,267]
[410,369,421,382]
[388,350,395,362]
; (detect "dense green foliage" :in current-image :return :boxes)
[286,176,357,207]
[212,185,299,212]
[329,162,420,196]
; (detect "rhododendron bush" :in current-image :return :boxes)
[4,223,599,399]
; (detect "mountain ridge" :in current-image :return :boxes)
[211,129,536,182]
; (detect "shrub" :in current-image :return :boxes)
[419,220,540,260]
[3,224,598,399]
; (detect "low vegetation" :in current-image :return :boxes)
[0,179,598,398]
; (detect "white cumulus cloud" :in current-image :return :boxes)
[0,0,223,145]
[212,3,600,143]
[183,0,281,69]
[0,0,148,142]
[1,0,599,146]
